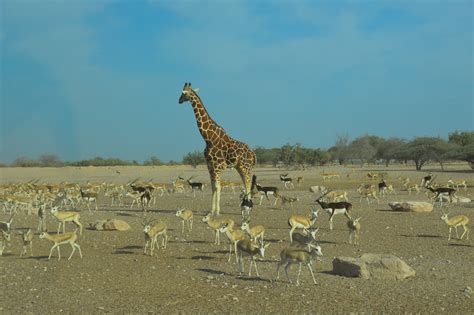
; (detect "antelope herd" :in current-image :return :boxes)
[0,170,471,286]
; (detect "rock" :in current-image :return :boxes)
[103,219,131,231]
[332,253,416,280]
[388,201,433,213]
[89,220,107,231]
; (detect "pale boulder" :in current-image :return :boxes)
[388,201,433,213]
[332,254,415,280]
[103,219,131,231]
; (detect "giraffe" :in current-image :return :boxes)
[178,82,256,215]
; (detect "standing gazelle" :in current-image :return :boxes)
[219,222,247,263]
[176,207,193,234]
[50,207,83,235]
[275,243,323,285]
[288,209,319,243]
[236,239,270,277]
[19,228,34,257]
[440,213,469,241]
[39,231,83,261]
[143,219,168,256]
[347,217,361,245]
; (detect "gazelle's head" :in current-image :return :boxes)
[440,213,449,221]
[201,213,212,223]
[179,82,199,104]
[50,206,59,214]
[305,227,319,239]
[353,217,362,224]
[175,207,185,217]
[219,223,230,233]
[310,208,320,219]
[241,221,250,231]
[39,232,47,239]
[308,243,323,259]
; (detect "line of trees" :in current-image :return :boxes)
[2,131,473,171]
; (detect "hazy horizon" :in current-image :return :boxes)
[1,1,473,164]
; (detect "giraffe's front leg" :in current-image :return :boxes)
[236,165,252,197]
[210,172,221,215]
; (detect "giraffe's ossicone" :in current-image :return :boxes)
[178,82,256,215]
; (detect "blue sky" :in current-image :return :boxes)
[1,0,472,163]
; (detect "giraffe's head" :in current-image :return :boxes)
[179,82,197,104]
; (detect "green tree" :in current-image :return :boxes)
[394,137,451,170]
[39,154,63,167]
[347,136,377,165]
[143,156,163,166]
[182,151,205,168]
[448,131,474,147]
[329,133,350,165]
[11,157,41,167]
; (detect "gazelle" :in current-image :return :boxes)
[378,180,388,198]
[240,193,253,223]
[201,213,235,245]
[221,181,242,194]
[240,221,265,244]
[447,179,467,191]
[420,173,433,188]
[347,217,361,246]
[291,227,319,248]
[280,174,294,189]
[0,230,11,256]
[405,183,421,195]
[39,230,83,261]
[143,219,168,256]
[0,214,14,233]
[219,222,247,263]
[186,177,205,197]
[176,207,193,233]
[37,204,46,232]
[275,243,323,285]
[315,193,353,230]
[236,239,270,277]
[426,186,456,206]
[321,173,340,180]
[79,189,98,211]
[325,190,349,202]
[50,206,83,235]
[296,176,304,185]
[125,191,142,208]
[288,209,319,243]
[358,187,379,204]
[251,174,279,205]
[279,195,299,209]
[19,228,34,257]
[440,213,469,241]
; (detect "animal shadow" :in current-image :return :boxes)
[197,268,228,276]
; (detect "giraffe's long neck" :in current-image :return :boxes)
[189,92,229,145]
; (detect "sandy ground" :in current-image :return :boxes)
[1,164,473,313]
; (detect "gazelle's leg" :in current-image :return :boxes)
[284,263,292,283]
[68,242,76,260]
[308,263,317,284]
[76,244,83,258]
[296,263,302,285]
